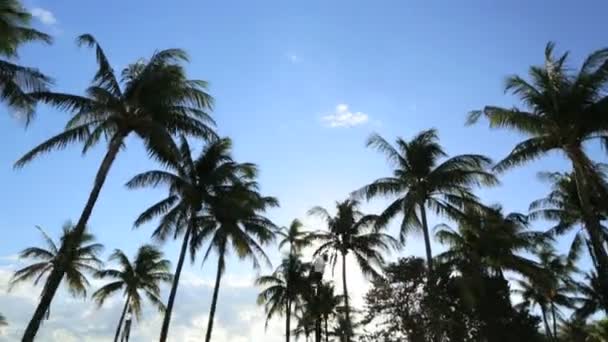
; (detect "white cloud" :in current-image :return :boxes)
[287,53,299,63]
[30,7,57,25]
[321,104,369,128]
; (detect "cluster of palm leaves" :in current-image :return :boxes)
[3,0,608,340]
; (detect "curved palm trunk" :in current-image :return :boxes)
[567,148,608,311]
[205,253,224,342]
[22,133,126,342]
[341,252,351,342]
[114,296,130,342]
[159,222,193,342]
[540,306,552,340]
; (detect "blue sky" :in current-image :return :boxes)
[1,0,607,340]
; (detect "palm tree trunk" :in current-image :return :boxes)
[551,302,558,340]
[159,222,193,342]
[541,306,552,340]
[419,203,440,342]
[21,272,61,341]
[286,299,291,342]
[341,251,351,342]
[567,147,608,311]
[22,132,126,342]
[324,315,328,342]
[419,203,434,276]
[114,296,130,342]
[205,253,224,342]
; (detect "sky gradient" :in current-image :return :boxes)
[1,1,607,340]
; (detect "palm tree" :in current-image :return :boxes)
[354,129,497,279]
[529,169,608,267]
[436,205,547,280]
[256,254,309,342]
[10,224,103,323]
[277,219,311,256]
[15,34,215,341]
[92,245,172,342]
[309,199,398,342]
[515,246,578,340]
[576,272,608,319]
[295,281,344,342]
[316,282,344,342]
[188,180,278,342]
[0,0,52,121]
[127,137,251,342]
[468,42,608,306]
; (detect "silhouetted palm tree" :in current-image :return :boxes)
[10,224,102,326]
[0,0,52,121]
[277,219,311,256]
[436,205,547,280]
[127,137,251,342]
[515,247,578,340]
[93,245,172,342]
[309,199,397,342]
[529,169,608,266]
[468,42,608,307]
[257,254,309,342]
[15,34,215,341]
[188,181,278,342]
[294,281,344,342]
[316,282,345,342]
[354,129,497,278]
[576,272,608,319]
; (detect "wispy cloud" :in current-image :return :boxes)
[286,53,299,63]
[30,7,57,26]
[321,104,369,128]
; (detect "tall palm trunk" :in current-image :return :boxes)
[540,306,552,340]
[114,296,130,342]
[567,147,608,310]
[285,299,291,342]
[341,252,351,342]
[159,222,193,342]
[324,315,328,342]
[22,133,127,342]
[205,253,224,342]
[419,203,440,342]
[551,302,558,339]
[419,203,434,276]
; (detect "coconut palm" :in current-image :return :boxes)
[127,137,251,342]
[277,219,311,256]
[514,247,578,341]
[354,129,497,278]
[529,169,608,266]
[256,254,309,342]
[0,0,52,121]
[468,42,608,307]
[316,282,345,342]
[15,34,215,341]
[295,281,344,342]
[187,180,278,342]
[576,272,608,319]
[309,199,398,342]
[436,205,548,280]
[10,224,103,323]
[92,245,172,342]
